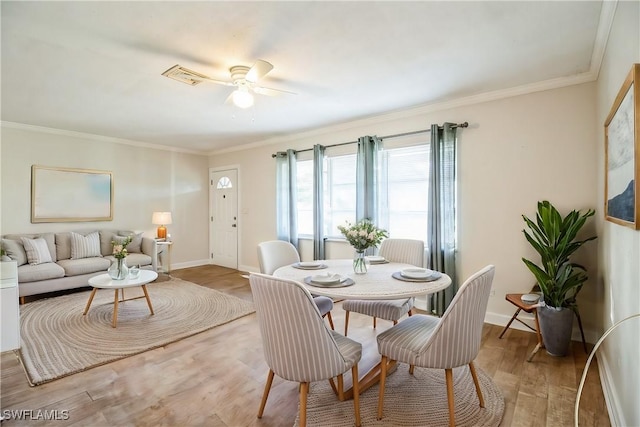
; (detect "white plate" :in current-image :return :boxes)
[400,268,434,279]
[298,261,322,268]
[366,256,386,262]
[310,273,345,284]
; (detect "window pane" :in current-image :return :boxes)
[380,144,430,242]
[325,154,356,237]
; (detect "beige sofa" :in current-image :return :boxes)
[1,230,157,297]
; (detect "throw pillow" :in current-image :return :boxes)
[2,238,28,266]
[70,231,101,259]
[116,232,143,253]
[20,237,53,265]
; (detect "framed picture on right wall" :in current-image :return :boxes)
[605,63,640,229]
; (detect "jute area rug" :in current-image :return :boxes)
[17,278,255,386]
[296,364,504,426]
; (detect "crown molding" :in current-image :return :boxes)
[0,121,207,156]
[589,0,618,79]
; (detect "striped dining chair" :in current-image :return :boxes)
[376,265,495,427]
[257,240,335,330]
[249,273,362,427]
[343,238,424,335]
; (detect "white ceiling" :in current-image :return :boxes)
[1,1,608,154]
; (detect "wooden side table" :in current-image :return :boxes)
[499,293,544,362]
[156,241,173,274]
[500,293,588,361]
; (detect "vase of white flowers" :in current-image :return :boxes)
[337,219,388,274]
[108,236,132,280]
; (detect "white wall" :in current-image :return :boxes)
[594,1,640,425]
[209,81,600,337]
[0,125,210,268]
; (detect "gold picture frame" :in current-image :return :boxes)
[31,165,113,223]
[605,64,640,229]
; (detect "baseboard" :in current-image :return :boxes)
[595,350,625,426]
[170,259,211,270]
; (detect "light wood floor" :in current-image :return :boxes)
[1,265,610,426]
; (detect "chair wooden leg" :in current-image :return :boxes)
[445,368,455,427]
[393,320,398,325]
[299,382,309,427]
[344,311,350,336]
[377,355,388,420]
[337,373,344,401]
[257,369,275,418]
[352,364,361,427]
[409,364,415,375]
[326,311,335,330]
[469,361,485,407]
[373,316,377,328]
[408,309,413,317]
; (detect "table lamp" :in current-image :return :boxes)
[152,212,172,239]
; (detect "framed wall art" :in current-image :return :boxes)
[605,63,640,229]
[31,165,113,223]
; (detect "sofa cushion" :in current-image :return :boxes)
[5,233,56,262]
[17,262,65,283]
[21,237,53,265]
[2,238,27,266]
[55,232,72,260]
[99,230,117,257]
[71,231,101,259]
[117,231,143,253]
[57,257,111,276]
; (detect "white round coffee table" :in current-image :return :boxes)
[83,270,158,328]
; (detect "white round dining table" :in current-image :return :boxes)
[273,259,451,300]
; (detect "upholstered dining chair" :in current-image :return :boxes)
[249,273,362,427]
[343,238,424,335]
[257,240,335,330]
[376,265,495,427]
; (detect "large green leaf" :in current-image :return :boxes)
[521,201,596,308]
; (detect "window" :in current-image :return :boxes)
[216,177,232,189]
[296,143,430,242]
[379,145,430,241]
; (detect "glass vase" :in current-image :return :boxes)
[108,258,129,280]
[353,250,367,274]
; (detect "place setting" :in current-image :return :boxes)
[292,261,328,270]
[392,267,442,282]
[304,272,354,288]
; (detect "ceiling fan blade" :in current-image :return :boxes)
[246,59,273,83]
[253,85,297,96]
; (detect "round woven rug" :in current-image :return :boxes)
[296,364,504,426]
[18,278,255,385]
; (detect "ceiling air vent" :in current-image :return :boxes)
[161,65,209,86]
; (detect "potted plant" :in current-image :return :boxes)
[521,200,596,356]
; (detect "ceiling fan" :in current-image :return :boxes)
[161,59,296,108]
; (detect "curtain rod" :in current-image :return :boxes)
[272,122,468,158]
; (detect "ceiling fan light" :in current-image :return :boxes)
[232,89,254,108]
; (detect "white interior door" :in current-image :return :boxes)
[210,169,238,269]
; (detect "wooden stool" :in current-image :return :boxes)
[499,293,588,361]
[499,293,544,362]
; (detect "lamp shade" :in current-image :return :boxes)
[152,212,172,225]
[152,212,172,239]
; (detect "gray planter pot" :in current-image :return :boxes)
[537,303,574,357]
